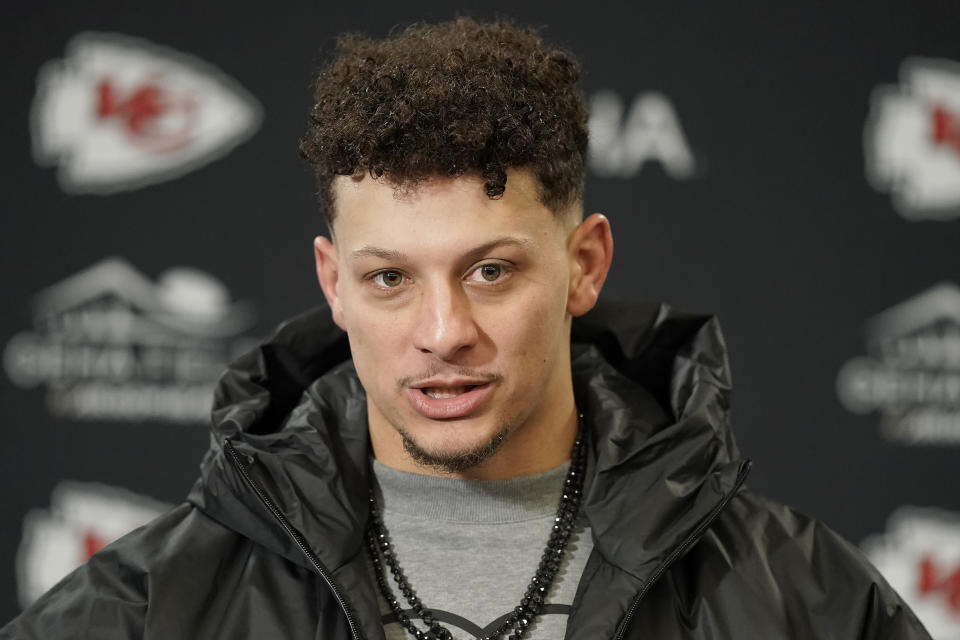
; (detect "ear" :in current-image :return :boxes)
[314,235,347,330]
[566,213,613,317]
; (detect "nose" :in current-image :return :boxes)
[412,279,479,361]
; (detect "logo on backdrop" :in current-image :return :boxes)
[588,91,699,179]
[16,482,170,607]
[865,57,960,220]
[2,258,257,423]
[30,32,262,194]
[863,508,960,638]
[837,282,960,445]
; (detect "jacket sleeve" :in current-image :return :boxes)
[628,490,934,639]
[800,523,932,640]
[0,503,194,640]
[730,493,933,640]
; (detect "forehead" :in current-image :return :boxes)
[330,169,567,255]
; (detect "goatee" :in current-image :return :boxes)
[400,423,512,474]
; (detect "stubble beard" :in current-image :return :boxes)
[396,417,517,474]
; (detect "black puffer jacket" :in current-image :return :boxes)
[1,301,931,639]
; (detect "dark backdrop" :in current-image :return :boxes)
[2,0,958,632]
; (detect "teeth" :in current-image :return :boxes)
[424,386,469,399]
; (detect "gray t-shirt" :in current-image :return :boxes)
[371,459,593,640]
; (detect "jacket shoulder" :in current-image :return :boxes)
[631,489,932,639]
[711,490,892,591]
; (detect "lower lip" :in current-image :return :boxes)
[406,384,494,420]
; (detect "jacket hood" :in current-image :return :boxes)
[189,299,747,592]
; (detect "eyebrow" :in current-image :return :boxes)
[350,236,533,263]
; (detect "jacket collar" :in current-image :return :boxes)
[570,302,745,580]
[189,299,746,614]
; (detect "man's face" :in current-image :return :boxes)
[319,169,580,474]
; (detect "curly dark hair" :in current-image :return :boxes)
[299,17,589,228]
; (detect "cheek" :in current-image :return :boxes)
[484,286,567,368]
[342,295,406,388]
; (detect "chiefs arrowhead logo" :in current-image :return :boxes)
[865,57,960,220]
[864,508,960,636]
[30,32,262,194]
[16,482,169,607]
[94,76,198,153]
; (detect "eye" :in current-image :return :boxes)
[466,263,510,284]
[372,270,405,288]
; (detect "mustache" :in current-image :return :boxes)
[396,364,502,391]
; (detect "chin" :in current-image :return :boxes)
[399,417,513,474]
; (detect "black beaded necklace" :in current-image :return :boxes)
[365,415,587,640]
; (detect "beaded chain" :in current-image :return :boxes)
[365,414,587,640]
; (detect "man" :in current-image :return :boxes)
[1,17,931,640]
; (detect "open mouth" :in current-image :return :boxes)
[420,385,479,399]
[407,382,494,419]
